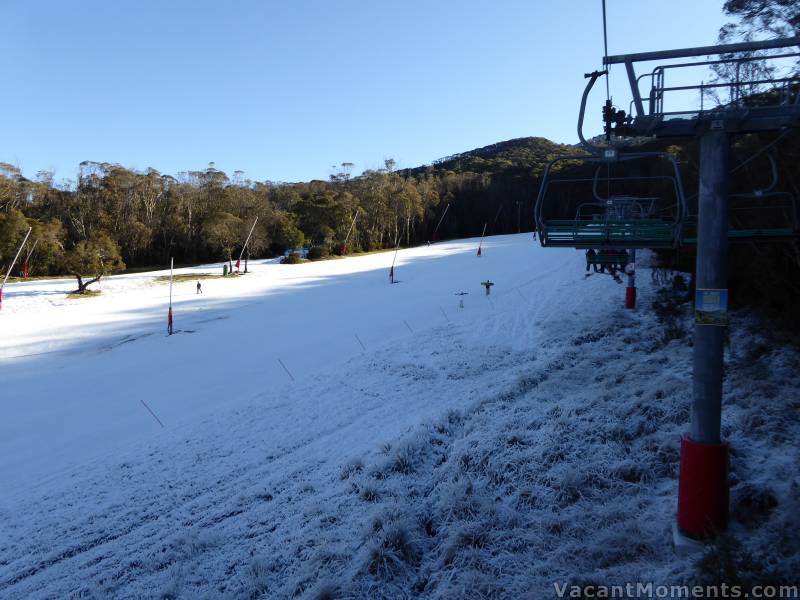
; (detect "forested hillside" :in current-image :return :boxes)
[0,137,577,277]
[2,129,799,332]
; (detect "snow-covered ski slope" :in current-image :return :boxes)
[0,234,574,496]
[2,233,798,599]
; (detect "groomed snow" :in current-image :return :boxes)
[1,234,798,599]
[0,235,573,497]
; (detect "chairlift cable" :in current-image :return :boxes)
[730,128,793,174]
[602,0,610,102]
[601,0,612,200]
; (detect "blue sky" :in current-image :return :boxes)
[1,1,728,183]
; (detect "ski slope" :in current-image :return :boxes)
[1,233,798,599]
[0,234,574,497]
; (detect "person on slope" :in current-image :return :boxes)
[197,281,203,294]
[597,247,611,274]
[608,264,622,284]
[585,248,599,273]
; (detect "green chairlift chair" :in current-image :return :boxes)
[534,151,688,250]
[682,154,799,244]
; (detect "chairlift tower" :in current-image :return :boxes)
[535,34,800,541]
[599,36,800,540]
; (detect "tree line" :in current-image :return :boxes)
[0,138,576,291]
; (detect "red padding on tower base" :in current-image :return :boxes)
[677,434,729,538]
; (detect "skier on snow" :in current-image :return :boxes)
[585,248,599,273]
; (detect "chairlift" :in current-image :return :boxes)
[534,151,687,249]
[682,153,800,244]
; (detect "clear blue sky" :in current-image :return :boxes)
[1,1,728,184]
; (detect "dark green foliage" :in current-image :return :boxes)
[719,0,799,42]
[64,231,125,292]
[732,484,778,527]
[281,252,302,265]
[306,246,329,260]
[0,208,30,266]
[651,278,692,347]
[422,136,578,177]
[202,212,243,263]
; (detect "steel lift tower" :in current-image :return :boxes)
[605,36,800,540]
[538,35,800,541]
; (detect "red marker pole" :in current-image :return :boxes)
[22,239,38,280]
[625,249,636,309]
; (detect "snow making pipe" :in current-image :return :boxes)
[2,227,32,289]
[491,203,503,228]
[21,238,39,278]
[168,257,174,335]
[238,216,259,263]
[342,208,360,252]
[389,246,401,284]
[169,257,173,308]
[432,203,450,241]
[0,226,32,309]
[23,238,39,265]
[477,223,487,256]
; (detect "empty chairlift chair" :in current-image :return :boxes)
[682,153,800,244]
[534,151,687,250]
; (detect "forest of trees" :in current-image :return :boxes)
[1,129,799,327]
[0,137,577,288]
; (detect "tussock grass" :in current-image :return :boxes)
[339,458,364,480]
[67,289,102,299]
[364,520,419,579]
[152,273,225,284]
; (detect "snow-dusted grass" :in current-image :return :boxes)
[0,237,798,598]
